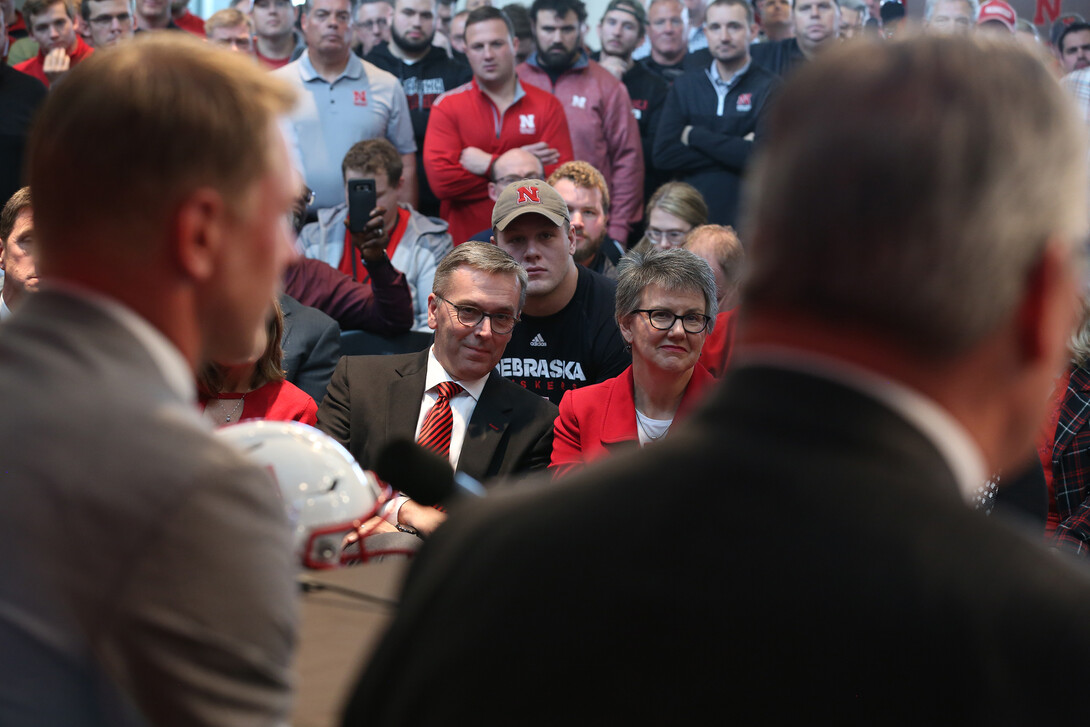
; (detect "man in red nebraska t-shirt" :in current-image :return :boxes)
[14,0,93,87]
[423,5,572,246]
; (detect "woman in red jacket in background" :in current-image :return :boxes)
[549,247,718,477]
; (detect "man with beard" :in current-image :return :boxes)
[751,0,840,77]
[548,161,624,279]
[517,0,643,242]
[423,6,572,245]
[654,0,778,227]
[367,0,471,218]
[594,0,668,202]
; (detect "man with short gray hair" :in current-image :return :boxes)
[838,0,865,37]
[342,37,1090,723]
[276,0,417,212]
[924,0,978,34]
[354,0,392,53]
[317,240,558,536]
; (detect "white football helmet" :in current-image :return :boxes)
[217,420,392,569]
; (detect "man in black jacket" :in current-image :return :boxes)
[342,37,1090,724]
[653,0,778,227]
[750,0,840,76]
[366,0,471,217]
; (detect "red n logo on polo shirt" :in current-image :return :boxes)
[516,186,540,204]
[354,91,367,106]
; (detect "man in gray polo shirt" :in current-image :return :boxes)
[276,0,418,211]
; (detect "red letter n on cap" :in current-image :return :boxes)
[516,186,540,204]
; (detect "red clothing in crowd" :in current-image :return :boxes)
[549,363,717,478]
[1039,366,1074,533]
[697,308,738,378]
[173,10,206,35]
[337,206,411,282]
[255,48,292,70]
[423,78,573,246]
[202,379,318,427]
[14,35,93,87]
[517,54,644,241]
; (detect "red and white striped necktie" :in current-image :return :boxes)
[416,381,463,461]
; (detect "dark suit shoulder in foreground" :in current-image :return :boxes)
[343,365,1090,724]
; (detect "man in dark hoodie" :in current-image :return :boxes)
[367,0,471,218]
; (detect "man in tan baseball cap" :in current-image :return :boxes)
[490,178,630,404]
[490,176,571,231]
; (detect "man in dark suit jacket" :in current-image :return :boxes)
[318,242,558,536]
[280,292,341,404]
[0,37,304,725]
[341,37,1090,722]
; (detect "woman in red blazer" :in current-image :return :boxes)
[549,247,719,477]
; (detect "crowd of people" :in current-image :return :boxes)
[6,0,1090,722]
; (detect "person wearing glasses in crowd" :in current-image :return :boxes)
[82,0,134,47]
[549,246,717,477]
[634,180,708,252]
[317,241,558,537]
[354,0,392,54]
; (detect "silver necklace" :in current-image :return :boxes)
[636,412,670,442]
[222,396,245,423]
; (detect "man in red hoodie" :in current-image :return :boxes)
[14,0,92,87]
[424,5,572,245]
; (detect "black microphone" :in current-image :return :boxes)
[374,440,486,506]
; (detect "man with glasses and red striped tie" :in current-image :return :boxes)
[317,241,559,536]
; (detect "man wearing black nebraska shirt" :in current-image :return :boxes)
[366,0,471,217]
[490,179,630,404]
